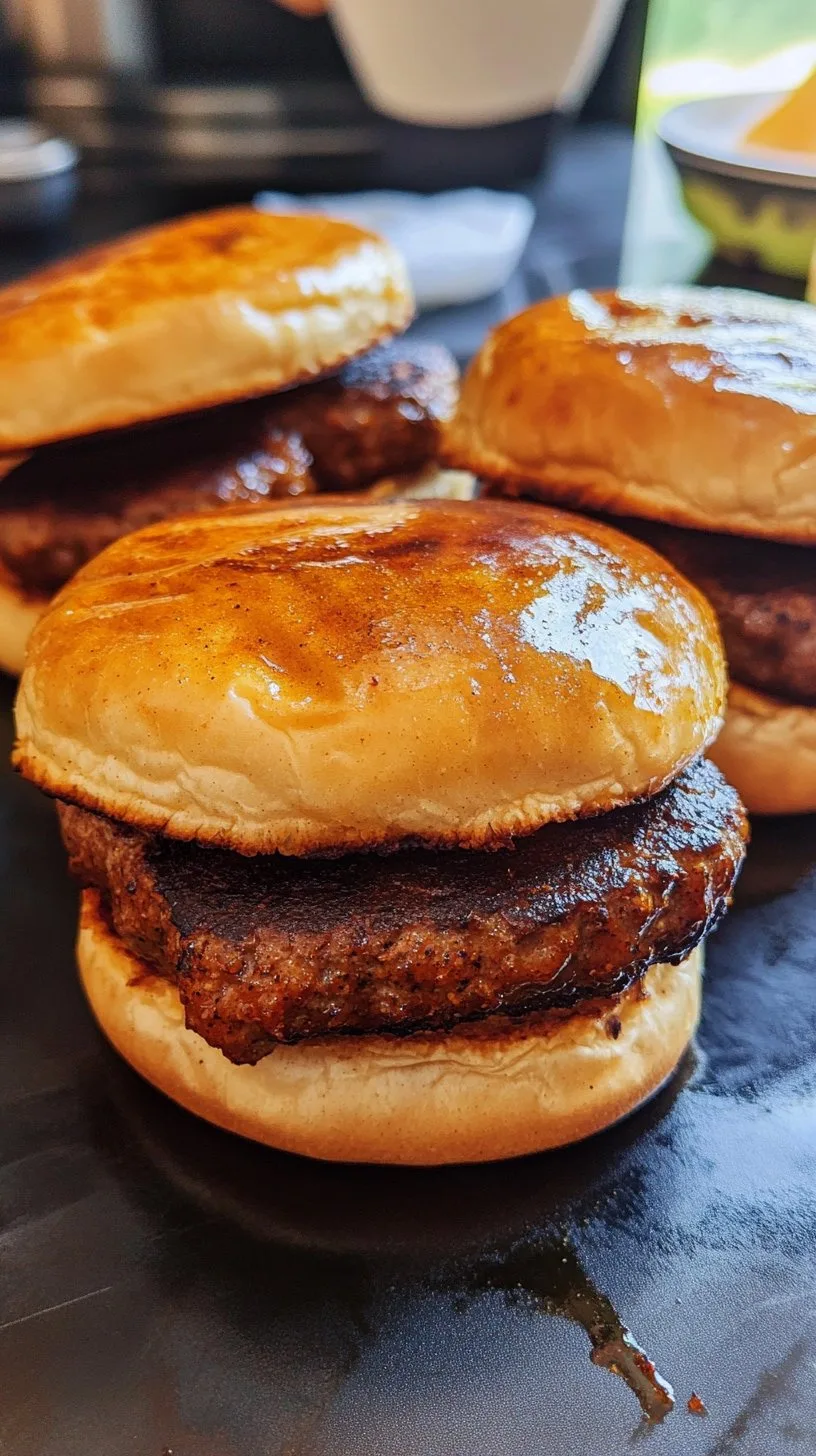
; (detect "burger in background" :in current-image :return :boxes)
[0,206,463,675]
[445,285,816,815]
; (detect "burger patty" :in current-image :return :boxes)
[621,519,816,705]
[58,759,746,1064]
[0,339,457,598]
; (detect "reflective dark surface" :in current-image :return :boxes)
[3,664,816,1454]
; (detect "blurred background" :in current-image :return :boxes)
[624,0,816,291]
[640,0,814,127]
[0,0,813,344]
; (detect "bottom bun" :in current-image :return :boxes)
[0,573,44,677]
[709,680,816,816]
[78,890,702,1165]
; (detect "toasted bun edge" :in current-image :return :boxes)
[709,680,816,815]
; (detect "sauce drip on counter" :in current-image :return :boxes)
[469,1239,676,1423]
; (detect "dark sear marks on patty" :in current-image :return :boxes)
[618,518,816,706]
[0,339,457,598]
[59,759,747,1064]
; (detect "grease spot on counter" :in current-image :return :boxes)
[455,1239,676,1423]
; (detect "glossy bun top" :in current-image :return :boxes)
[446,286,816,543]
[14,498,725,854]
[0,207,413,449]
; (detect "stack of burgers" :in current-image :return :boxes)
[446,285,816,816]
[14,494,746,1164]
[7,215,750,1165]
[0,207,462,675]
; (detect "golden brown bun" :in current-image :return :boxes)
[446,286,816,544]
[0,473,478,676]
[15,499,726,854]
[0,208,413,450]
[78,891,702,1165]
[709,680,816,815]
[0,573,44,677]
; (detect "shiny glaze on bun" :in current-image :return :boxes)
[14,498,726,854]
[446,285,816,543]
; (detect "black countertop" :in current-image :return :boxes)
[2,123,816,1456]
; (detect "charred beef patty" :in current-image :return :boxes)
[619,519,816,706]
[0,340,457,598]
[283,340,457,491]
[59,759,746,1064]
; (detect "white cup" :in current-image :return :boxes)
[331,0,627,128]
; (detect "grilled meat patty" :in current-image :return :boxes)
[621,519,816,706]
[59,759,746,1064]
[0,340,457,598]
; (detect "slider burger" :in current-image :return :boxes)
[13,498,746,1164]
[445,286,816,815]
[0,207,459,675]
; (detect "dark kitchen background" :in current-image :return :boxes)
[0,0,645,191]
